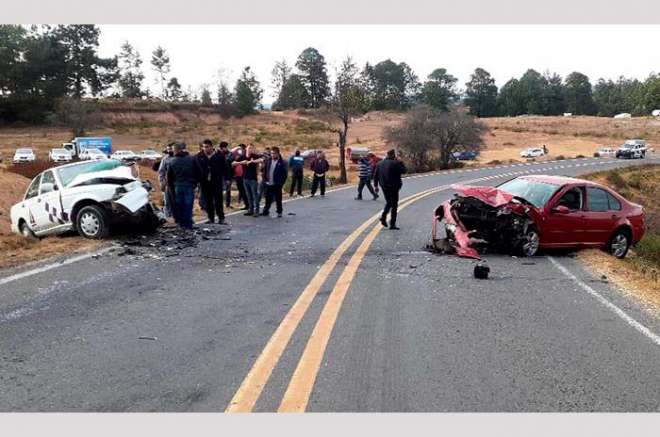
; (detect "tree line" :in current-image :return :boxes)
[1,24,659,125]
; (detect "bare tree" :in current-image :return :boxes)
[55,98,101,137]
[151,46,171,99]
[387,105,486,172]
[330,57,368,183]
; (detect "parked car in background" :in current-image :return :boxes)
[10,160,163,240]
[520,147,545,158]
[595,147,616,157]
[428,175,645,259]
[139,149,162,161]
[616,139,646,159]
[110,150,141,162]
[347,146,371,163]
[452,151,479,161]
[79,148,108,161]
[300,149,321,162]
[13,148,36,163]
[48,148,73,163]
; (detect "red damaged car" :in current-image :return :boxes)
[429,175,645,259]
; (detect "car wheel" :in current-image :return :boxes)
[608,229,631,259]
[518,226,540,257]
[19,221,38,241]
[76,205,109,239]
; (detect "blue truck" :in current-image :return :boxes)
[62,137,113,158]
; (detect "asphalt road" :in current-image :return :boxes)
[1,156,659,412]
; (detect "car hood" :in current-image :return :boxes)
[68,166,136,187]
[450,184,515,207]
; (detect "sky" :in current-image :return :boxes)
[97,25,660,104]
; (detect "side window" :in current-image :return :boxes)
[557,187,583,211]
[587,187,609,212]
[606,192,622,211]
[40,170,58,193]
[25,175,42,200]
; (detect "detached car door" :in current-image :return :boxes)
[544,185,587,246]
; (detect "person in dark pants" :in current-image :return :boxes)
[355,155,378,200]
[231,144,248,210]
[233,144,263,216]
[288,149,305,197]
[167,142,201,230]
[196,139,227,224]
[261,146,288,217]
[218,142,234,208]
[310,151,329,197]
[374,149,407,230]
[256,146,271,210]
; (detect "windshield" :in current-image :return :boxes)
[56,160,124,186]
[53,149,68,153]
[497,178,559,208]
[17,149,32,154]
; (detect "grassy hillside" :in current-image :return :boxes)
[581,165,660,310]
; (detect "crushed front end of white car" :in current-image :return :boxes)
[10,160,165,239]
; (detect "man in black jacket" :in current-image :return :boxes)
[196,139,227,224]
[374,149,407,230]
[261,146,288,217]
[167,142,201,230]
[310,151,329,197]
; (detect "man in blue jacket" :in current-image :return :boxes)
[261,146,288,217]
[288,149,305,197]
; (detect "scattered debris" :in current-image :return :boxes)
[114,225,229,259]
[473,262,490,279]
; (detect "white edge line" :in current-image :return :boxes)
[0,246,115,286]
[548,256,660,347]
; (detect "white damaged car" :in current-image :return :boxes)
[10,160,164,239]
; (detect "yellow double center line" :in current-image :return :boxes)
[226,177,487,412]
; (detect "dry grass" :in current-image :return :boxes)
[579,165,660,312]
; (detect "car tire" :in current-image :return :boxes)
[607,229,631,259]
[76,205,109,239]
[518,225,540,257]
[19,221,38,241]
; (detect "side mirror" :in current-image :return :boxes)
[40,182,55,194]
[552,205,570,214]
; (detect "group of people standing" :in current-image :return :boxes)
[156,141,333,229]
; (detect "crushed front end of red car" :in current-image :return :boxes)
[428,184,542,259]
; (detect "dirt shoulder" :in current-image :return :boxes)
[579,164,660,312]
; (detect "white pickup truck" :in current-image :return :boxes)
[10,160,163,239]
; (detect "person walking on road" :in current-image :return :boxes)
[261,146,288,217]
[288,149,305,197]
[167,142,201,230]
[355,155,379,200]
[233,144,263,216]
[310,151,329,197]
[374,149,407,230]
[196,139,227,224]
